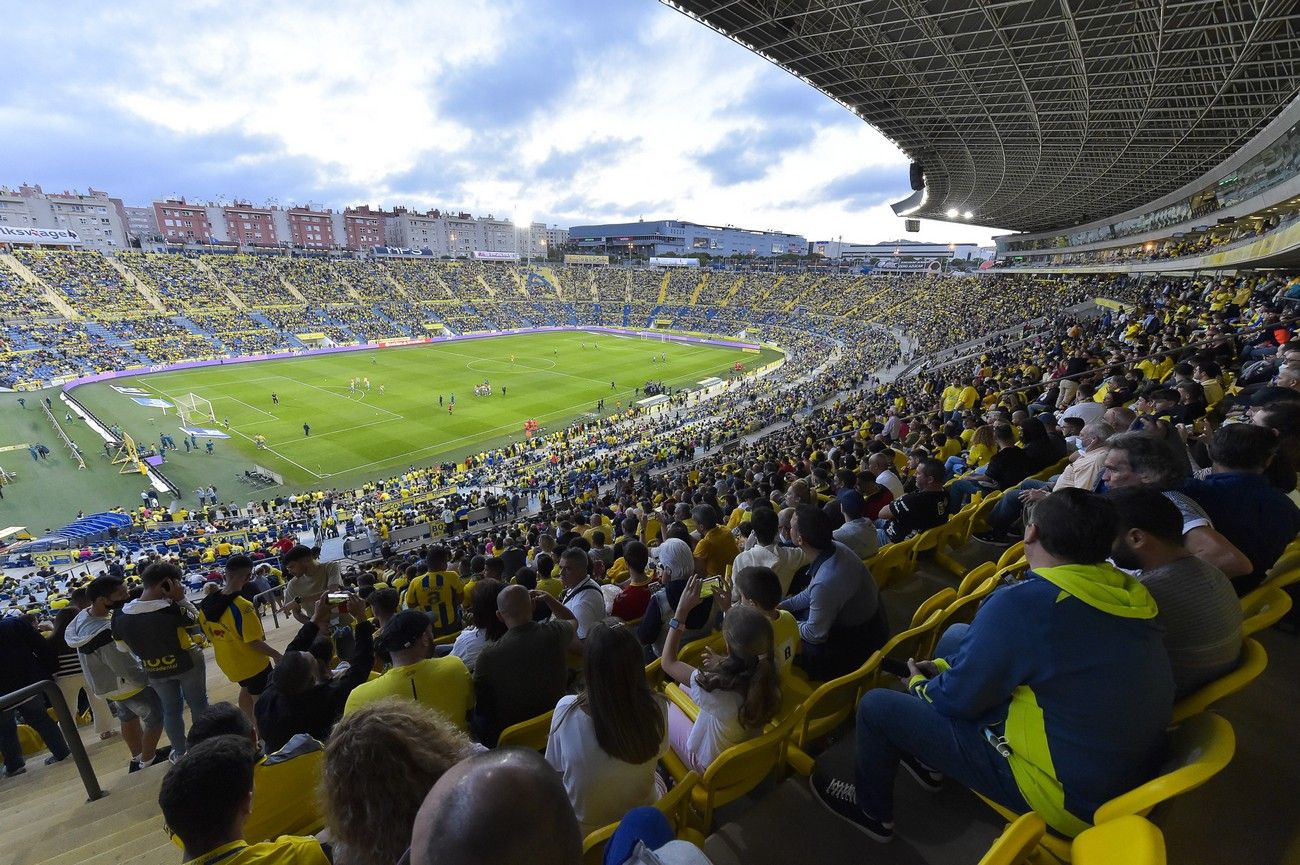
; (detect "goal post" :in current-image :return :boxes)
[175,392,216,427]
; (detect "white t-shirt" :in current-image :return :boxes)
[731,543,808,597]
[545,695,668,834]
[563,579,607,639]
[876,470,905,499]
[450,627,487,672]
[686,669,755,770]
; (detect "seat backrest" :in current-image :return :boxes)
[868,539,916,590]
[879,609,943,670]
[910,588,957,629]
[581,773,702,864]
[1093,712,1236,823]
[497,709,554,751]
[1071,816,1166,865]
[794,650,884,744]
[996,541,1026,570]
[958,562,997,597]
[924,578,998,659]
[977,811,1047,865]
[702,707,800,799]
[1241,585,1293,636]
[1171,638,1267,724]
[1265,564,1300,591]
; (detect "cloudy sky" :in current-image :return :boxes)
[3,1,998,246]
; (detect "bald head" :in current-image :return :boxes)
[496,584,533,628]
[411,749,581,865]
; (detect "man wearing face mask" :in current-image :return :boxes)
[111,561,209,758]
[65,576,167,773]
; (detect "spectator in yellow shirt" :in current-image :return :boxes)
[159,736,330,865]
[692,504,738,579]
[404,547,464,637]
[343,611,474,730]
[198,556,282,727]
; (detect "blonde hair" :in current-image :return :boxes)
[321,699,470,865]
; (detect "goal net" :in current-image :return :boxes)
[175,392,216,427]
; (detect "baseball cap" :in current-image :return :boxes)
[838,489,866,519]
[379,610,431,652]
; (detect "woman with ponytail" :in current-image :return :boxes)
[660,577,781,771]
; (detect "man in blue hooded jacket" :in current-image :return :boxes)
[811,488,1174,842]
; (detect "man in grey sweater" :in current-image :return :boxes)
[65,576,166,771]
[780,505,888,681]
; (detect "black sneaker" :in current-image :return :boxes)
[128,758,143,774]
[901,754,944,792]
[974,531,1014,546]
[2,765,26,779]
[809,772,894,842]
[44,753,69,766]
[150,746,173,766]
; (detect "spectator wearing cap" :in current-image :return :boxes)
[832,490,879,560]
[342,610,473,730]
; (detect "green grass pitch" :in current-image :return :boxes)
[55,331,779,509]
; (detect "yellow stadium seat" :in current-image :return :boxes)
[645,631,724,690]
[1265,564,1300,591]
[867,539,917,590]
[996,541,1026,571]
[977,712,1234,862]
[970,490,1004,534]
[958,562,997,597]
[581,772,706,865]
[911,505,976,577]
[432,630,461,647]
[920,577,998,659]
[497,709,554,751]
[661,687,802,832]
[910,588,958,629]
[1171,638,1266,724]
[977,811,1047,865]
[1240,585,1292,637]
[1071,816,1166,865]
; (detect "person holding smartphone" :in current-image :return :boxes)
[112,561,209,758]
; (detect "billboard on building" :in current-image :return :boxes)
[371,246,435,257]
[0,226,81,245]
[649,257,699,268]
[472,250,520,261]
[564,254,609,265]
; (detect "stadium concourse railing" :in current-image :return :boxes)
[0,680,105,802]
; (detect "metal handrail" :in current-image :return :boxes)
[252,586,285,629]
[0,679,105,801]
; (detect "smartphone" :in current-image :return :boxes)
[326,591,348,611]
[699,576,721,598]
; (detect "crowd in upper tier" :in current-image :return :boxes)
[3,250,1105,387]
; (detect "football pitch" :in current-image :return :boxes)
[66,330,780,501]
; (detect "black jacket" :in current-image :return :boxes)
[254,619,374,753]
[0,616,58,695]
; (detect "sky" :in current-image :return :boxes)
[2,1,998,246]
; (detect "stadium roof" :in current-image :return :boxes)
[666,0,1300,234]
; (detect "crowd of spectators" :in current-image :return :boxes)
[3,255,1300,865]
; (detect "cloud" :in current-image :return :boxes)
[0,1,997,244]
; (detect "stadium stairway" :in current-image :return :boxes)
[0,621,304,865]
[564,303,579,326]
[102,257,167,314]
[622,303,631,327]
[0,253,78,319]
[718,274,744,307]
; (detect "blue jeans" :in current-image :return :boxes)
[603,807,674,865]
[853,623,1028,822]
[150,652,209,756]
[986,479,1053,533]
[948,477,995,513]
[0,694,71,772]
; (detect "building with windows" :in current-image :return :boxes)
[0,185,128,251]
[567,219,806,258]
[283,206,333,249]
[222,203,278,247]
[341,207,384,250]
[153,199,214,245]
[123,206,158,243]
[814,239,982,263]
